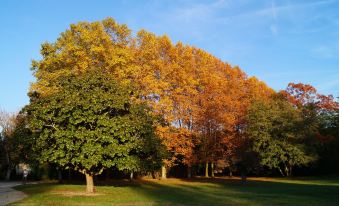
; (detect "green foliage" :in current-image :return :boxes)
[245,95,316,176]
[25,71,161,175]
[11,114,36,165]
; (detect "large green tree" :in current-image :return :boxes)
[245,95,316,176]
[25,71,158,192]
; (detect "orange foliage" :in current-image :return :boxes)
[282,82,338,111]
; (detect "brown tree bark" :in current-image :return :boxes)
[211,162,215,178]
[187,166,192,178]
[130,172,134,181]
[5,167,11,181]
[85,173,94,193]
[4,148,11,181]
[278,167,286,177]
[205,162,209,177]
[58,169,63,183]
[161,166,167,179]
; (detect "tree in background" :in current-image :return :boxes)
[0,109,17,180]
[245,94,316,176]
[282,83,339,174]
[316,106,339,173]
[0,110,33,180]
[282,83,338,141]
[25,72,160,193]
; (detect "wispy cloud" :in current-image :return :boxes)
[153,0,337,37]
[247,0,336,18]
[171,0,229,23]
[311,45,339,59]
[223,0,337,35]
[311,46,333,59]
[152,0,233,41]
[271,0,277,19]
[270,0,278,35]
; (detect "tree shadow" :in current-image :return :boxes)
[129,177,339,206]
[13,177,339,206]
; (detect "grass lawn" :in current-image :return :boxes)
[12,176,339,206]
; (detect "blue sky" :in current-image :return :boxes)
[1,0,338,112]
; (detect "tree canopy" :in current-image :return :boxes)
[25,71,160,192]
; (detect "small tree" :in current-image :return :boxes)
[25,71,158,192]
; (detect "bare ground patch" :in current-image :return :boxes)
[49,190,104,196]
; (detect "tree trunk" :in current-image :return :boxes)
[229,168,233,177]
[5,167,11,181]
[4,148,11,181]
[205,162,209,178]
[211,162,215,178]
[58,169,63,183]
[278,167,285,177]
[85,173,94,193]
[285,166,292,177]
[151,171,156,179]
[187,166,192,178]
[161,166,167,179]
[241,172,247,184]
[130,172,134,181]
[285,165,288,176]
[68,168,71,182]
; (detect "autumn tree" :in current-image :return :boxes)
[282,83,339,160]
[30,18,133,97]
[25,72,159,192]
[133,31,201,178]
[283,83,338,139]
[282,83,339,173]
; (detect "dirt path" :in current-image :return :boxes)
[0,182,27,206]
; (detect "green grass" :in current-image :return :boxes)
[12,176,339,206]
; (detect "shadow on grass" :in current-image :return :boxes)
[13,177,339,206]
[129,177,339,206]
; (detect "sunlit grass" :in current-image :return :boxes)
[12,177,339,206]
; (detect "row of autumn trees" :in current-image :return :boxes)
[1,18,338,192]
